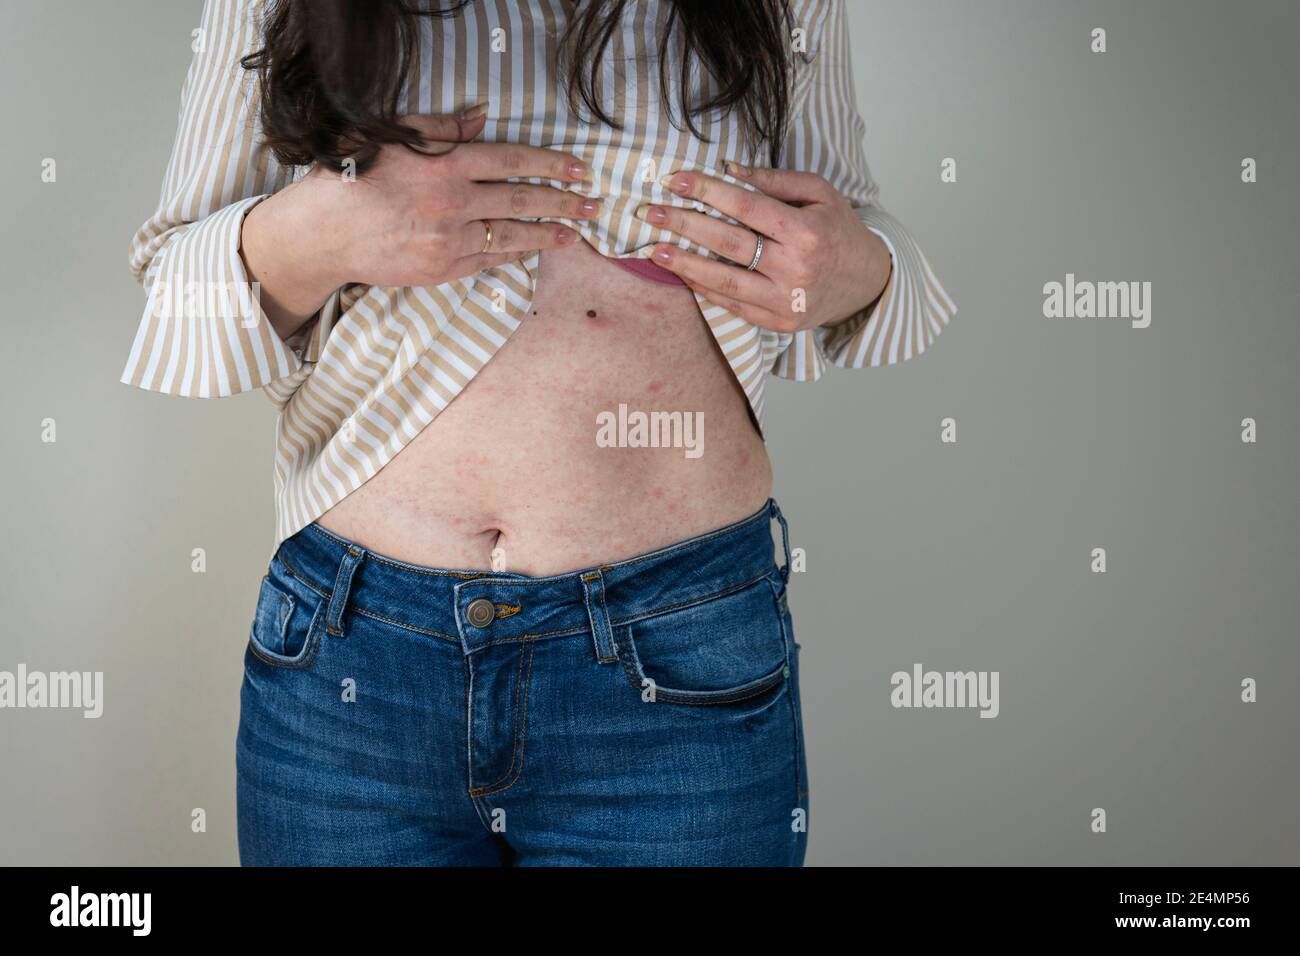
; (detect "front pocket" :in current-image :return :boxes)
[247,573,324,669]
[616,575,790,706]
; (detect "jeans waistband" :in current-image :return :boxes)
[273,498,792,662]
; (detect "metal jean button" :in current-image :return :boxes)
[466,598,496,628]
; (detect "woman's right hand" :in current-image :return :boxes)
[242,108,599,337]
[310,110,600,286]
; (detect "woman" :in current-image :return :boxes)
[121,0,955,866]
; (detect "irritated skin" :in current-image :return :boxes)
[316,238,773,576]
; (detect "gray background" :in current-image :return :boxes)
[1,0,1296,866]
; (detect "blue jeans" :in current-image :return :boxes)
[236,499,807,866]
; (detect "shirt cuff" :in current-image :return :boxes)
[772,205,957,382]
[119,195,307,398]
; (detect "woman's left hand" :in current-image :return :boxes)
[638,162,893,333]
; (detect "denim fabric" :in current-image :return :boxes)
[236,499,807,866]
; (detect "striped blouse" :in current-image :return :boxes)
[120,0,957,549]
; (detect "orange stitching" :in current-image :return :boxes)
[286,531,778,651]
[580,571,616,663]
[467,640,527,795]
[469,640,535,797]
[469,570,776,651]
[655,674,785,706]
[616,569,771,628]
[478,625,583,645]
[472,641,535,798]
[352,607,459,644]
[247,607,324,670]
[774,579,805,808]
[275,552,328,598]
[326,548,362,635]
[308,525,484,579]
[613,626,786,706]
[615,627,646,697]
[595,504,768,573]
[591,576,617,663]
[463,652,477,796]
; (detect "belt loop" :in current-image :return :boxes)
[325,545,365,638]
[771,499,792,585]
[580,570,618,664]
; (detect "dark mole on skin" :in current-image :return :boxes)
[586,309,597,318]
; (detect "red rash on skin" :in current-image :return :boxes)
[313,238,773,576]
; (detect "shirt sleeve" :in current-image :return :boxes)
[120,0,324,398]
[771,0,957,382]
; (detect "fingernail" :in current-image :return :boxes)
[568,161,587,180]
[460,102,489,121]
[644,205,668,225]
[557,228,576,244]
[652,245,673,264]
[659,173,690,194]
[579,199,600,216]
[725,161,752,178]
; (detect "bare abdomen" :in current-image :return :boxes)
[315,239,772,576]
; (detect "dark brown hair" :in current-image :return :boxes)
[241,0,794,174]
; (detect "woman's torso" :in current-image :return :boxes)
[315,239,772,576]
[302,0,817,573]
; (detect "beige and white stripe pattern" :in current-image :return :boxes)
[121,0,957,549]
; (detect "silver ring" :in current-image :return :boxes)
[746,234,764,271]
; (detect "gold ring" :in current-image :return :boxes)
[481,221,494,253]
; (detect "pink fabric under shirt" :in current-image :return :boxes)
[612,256,687,286]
